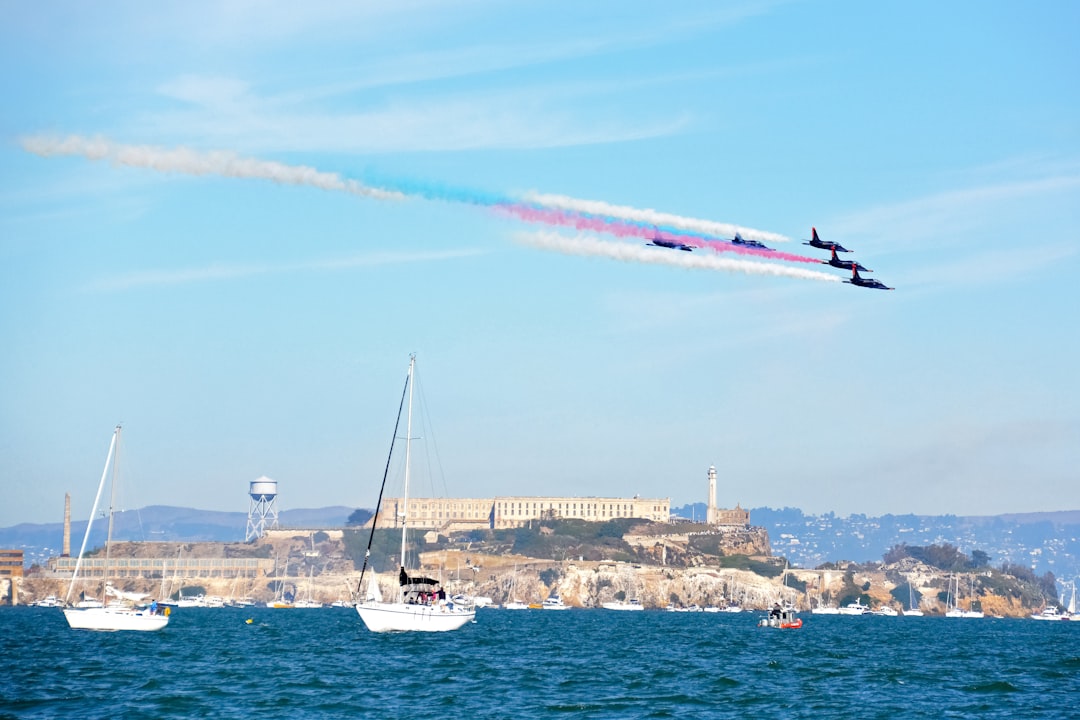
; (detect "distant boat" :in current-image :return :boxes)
[1030,606,1068,621]
[354,355,475,633]
[542,594,570,610]
[502,565,528,609]
[293,568,323,609]
[62,426,169,632]
[810,597,840,615]
[266,558,295,609]
[871,605,899,617]
[945,575,984,618]
[602,598,644,611]
[503,600,530,610]
[30,595,62,608]
[904,581,924,617]
[839,600,870,616]
[759,604,802,629]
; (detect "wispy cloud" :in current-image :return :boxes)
[87,249,486,292]
[145,78,692,153]
[832,173,1080,252]
[904,242,1077,290]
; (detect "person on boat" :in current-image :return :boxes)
[770,603,782,618]
[149,599,158,615]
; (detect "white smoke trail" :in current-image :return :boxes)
[518,190,791,244]
[515,230,840,282]
[21,133,793,248]
[19,134,406,201]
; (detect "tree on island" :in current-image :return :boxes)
[346,508,373,526]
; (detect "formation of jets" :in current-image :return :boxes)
[643,224,893,290]
[804,227,893,290]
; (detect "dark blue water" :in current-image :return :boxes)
[2,607,1078,719]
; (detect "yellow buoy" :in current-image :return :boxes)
[245,618,253,624]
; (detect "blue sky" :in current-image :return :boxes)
[2,1,1078,528]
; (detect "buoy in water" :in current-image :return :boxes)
[245,618,253,624]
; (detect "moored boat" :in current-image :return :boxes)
[62,426,169,632]
[602,598,644,611]
[353,356,475,633]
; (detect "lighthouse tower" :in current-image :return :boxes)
[706,465,719,525]
[246,476,280,542]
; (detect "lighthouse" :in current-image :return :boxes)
[706,465,718,525]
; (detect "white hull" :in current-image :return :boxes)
[355,601,475,632]
[63,606,169,632]
[602,601,644,611]
[903,609,925,617]
[946,609,985,618]
[839,603,870,615]
[811,607,840,615]
[502,601,530,610]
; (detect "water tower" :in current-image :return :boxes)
[246,476,279,542]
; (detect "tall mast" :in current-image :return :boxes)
[64,427,118,605]
[399,354,415,587]
[104,424,121,594]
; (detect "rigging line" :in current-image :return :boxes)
[355,364,412,597]
[413,364,449,500]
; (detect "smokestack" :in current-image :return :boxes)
[63,493,71,557]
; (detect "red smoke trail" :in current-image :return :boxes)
[495,204,821,265]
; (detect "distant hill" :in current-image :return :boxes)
[0,505,356,567]
[674,504,1080,579]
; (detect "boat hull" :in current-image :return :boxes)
[601,601,644,611]
[63,606,169,632]
[355,601,474,632]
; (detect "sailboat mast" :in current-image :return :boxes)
[399,354,416,587]
[64,426,118,605]
[104,425,121,595]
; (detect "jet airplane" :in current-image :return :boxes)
[647,236,694,252]
[803,227,851,253]
[732,232,772,251]
[822,247,870,272]
[844,267,893,290]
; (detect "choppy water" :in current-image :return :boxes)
[2,606,1079,719]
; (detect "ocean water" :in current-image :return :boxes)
[2,607,1078,719]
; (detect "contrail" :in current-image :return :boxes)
[515,230,841,282]
[518,190,791,244]
[19,134,406,201]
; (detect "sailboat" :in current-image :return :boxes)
[293,567,323,608]
[945,574,984,618]
[502,564,529,610]
[903,579,924,617]
[63,425,169,631]
[354,355,476,632]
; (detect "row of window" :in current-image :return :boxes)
[55,558,265,568]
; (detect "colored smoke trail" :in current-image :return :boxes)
[21,134,812,266]
[497,204,823,265]
[516,231,841,282]
[19,134,406,201]
[518,190,790,244]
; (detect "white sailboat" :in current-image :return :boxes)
[904,579,924,617]
[502,565,529,610]
[63,425,169,631]
[293,568,323,608]
[945,574,984,618]
[355,355,475,633]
